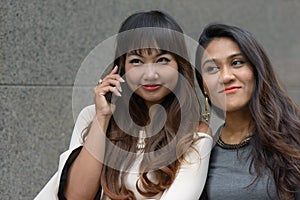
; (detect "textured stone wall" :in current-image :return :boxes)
[1,0,299,199]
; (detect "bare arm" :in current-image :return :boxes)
[64,66,123,200]
[64,116,109,200]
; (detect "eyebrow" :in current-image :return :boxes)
[127,49,167,57]
[202,52,244,66]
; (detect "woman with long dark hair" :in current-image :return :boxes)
[195,23,300,200]
[36,10,212,200]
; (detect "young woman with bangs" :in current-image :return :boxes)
[36,10,213,200]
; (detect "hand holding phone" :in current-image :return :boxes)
[94,65,124,117]
[104,64,123,103]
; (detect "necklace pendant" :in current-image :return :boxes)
[137,130,146,150]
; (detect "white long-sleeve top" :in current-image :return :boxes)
[35,105,213,200]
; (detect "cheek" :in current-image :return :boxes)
[165,70,179,89]
[203,75,217,93]
[242,69,255,95]
[246,78,255,97]
[203,76,226,108]
[124,68,141,90]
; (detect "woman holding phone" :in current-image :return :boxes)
[36,10,212,200]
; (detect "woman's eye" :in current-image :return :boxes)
[232,60,244,67]
[129,59,143,65]
[204,66,219,74]
[157,57,170,64]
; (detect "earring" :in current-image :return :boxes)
[202,91,210,123]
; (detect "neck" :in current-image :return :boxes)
[222,108,253,144]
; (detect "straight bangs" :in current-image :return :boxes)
[127,48,166,57]
[115,27,189,61]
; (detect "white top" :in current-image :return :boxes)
[35,105,213,200]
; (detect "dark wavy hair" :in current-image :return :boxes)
[84,10,201,199]
[195,23,300,200]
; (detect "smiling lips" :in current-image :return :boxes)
[220,86,241,94]
[142,84,161,91]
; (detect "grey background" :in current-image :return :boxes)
[1,0,299,199]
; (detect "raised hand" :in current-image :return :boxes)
[94,65,125,117]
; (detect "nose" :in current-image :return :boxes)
[143,64,159,80]
[219,66,235,84]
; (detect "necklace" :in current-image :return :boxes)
[217,136,251,149]
[137,130,146,150]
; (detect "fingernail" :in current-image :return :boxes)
[119,77,125,82]
[117,85,122,92]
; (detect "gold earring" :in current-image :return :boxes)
[202,92,210,123]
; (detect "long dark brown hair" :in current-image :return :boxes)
[195,23,300,200]
[84,10,201,199]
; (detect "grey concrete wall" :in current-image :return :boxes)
[1,0,299,199]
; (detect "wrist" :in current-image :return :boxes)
[94,114,110,130]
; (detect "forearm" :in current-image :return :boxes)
[64,116,108,200]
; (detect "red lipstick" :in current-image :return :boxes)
[221,86,241,94]
[142,84,161,91]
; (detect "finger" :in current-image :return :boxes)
[95,85,121,97]
[109,73,125,82]
[98,78,123,92]
[101,73,124,84]
[94,86,107,96]
[108,79,123,92]
[109,65,125,82]
[111,86,122,97]
[109,65,119,75]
